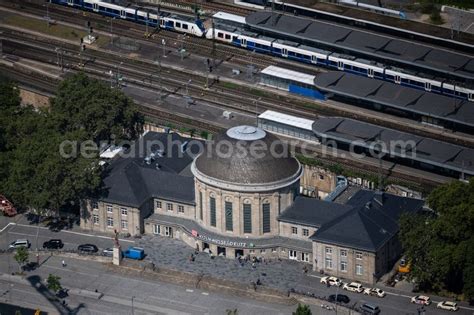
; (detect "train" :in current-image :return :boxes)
[207,13,474,102]
[51,0,205,36]
[50,0,474,102]
[338,0,407,19]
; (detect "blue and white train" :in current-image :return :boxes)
[51,0,205,36]
[49,0,473,102]
[206,13,474,102]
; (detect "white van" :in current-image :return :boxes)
[9,239,31,249]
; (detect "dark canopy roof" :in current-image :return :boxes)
[314,72,474,128]
[246,11,474,80]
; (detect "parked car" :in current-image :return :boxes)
[343,282,364,293]
[320,276,342,287]
[328,294,350,304]
[363,288,386,298]
[43,239,64,249]
[9,239,30,249]
[360,303,381,314]
[77,244,98,253]
[102,248,114,257]
[437,301,459,311]
[411,295,431,305]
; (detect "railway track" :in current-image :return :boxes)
[0,34,452,189]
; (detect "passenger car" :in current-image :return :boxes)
[360,303,381,314]
[343,282,364,293]
[102,248,114,257]
[77,244,98,253]
[43,239,64,249]
[436,301,458,311]
[328,294,350,304]
[320,276,342,286]
[363,288,386,298]
[9,239,31,249]
[411,295,431,305]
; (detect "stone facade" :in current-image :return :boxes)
[279,222,317,240]
[80,200,143,236]
[300,165,337,199]
[312,241,377,284]
[194,178,299,238]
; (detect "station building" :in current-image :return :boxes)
[80,125,423,284]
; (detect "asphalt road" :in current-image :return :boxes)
[1,221,473,315]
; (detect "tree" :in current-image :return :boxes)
[14,247,29,272]
[293,304,312,315]
[226,309,238,315]
[399,180,474,298]
[50,72,144,145]
[46,274,62,293]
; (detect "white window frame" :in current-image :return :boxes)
[325,246,332,255]
[178,205,184,213]
[356,264,363,275]
[164,226,172,237]
[153,224,160,235]
[311,55,317,64]
[356,251,363,260]
[167,203,173,211]
[291,226,298,234]
[340,261,347,272]
[93,214,99,225]
[91,201,99,210]
[337,61,344,70]
[121,220,128,230]
[301,252,310,262]
[93,3,99,12]
[241,38,247,47]
[340,249,347,258]
[288,250,297,260]
[302,228,309,236]
[120,9,126,19]
[282,48,288,57]
[325,257,333,269]
[107,217,113,228]
[121,207,128,216]
[156,200,162,209]
[106,205,113,213]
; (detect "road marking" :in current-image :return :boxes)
[185,289,194,292]
[0,222,16,234]
[201,292,209,296]
[308,274,322,279]
[12,224,134,243]
[384,291,412,298]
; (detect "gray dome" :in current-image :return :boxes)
[194,126,301,185]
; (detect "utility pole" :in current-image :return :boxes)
[110,17,115,46]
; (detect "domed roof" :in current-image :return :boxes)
[193,125,301,186]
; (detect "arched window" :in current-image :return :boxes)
[243,199,252,234]
[209,193,216,227]
[262,201,271,233]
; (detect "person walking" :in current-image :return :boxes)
[62,260,66,267]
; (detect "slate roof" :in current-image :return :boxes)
[278,196,353,228]
[311,117,474,175]
[246,11,474,80]
[314,72,474,128]
[99,132,199,207]
[310,190,424,252]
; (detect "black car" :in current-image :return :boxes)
[328,294,350,304]
[78,244,98,253]
[43,239,64,249]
